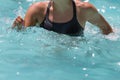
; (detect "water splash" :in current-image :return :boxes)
[83,0,89,2]
[104,28,120,41]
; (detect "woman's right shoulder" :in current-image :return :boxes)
[29,1,49,12]
[25,1,49,19]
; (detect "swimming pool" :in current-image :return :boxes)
[0,0,120,80]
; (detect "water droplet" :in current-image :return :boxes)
[101,9,105,13]
[85,74,89,77]
[73,57,76,59]
[83,68,87,71]
[18,2,21,4]
[92,53,95,57]
[16,72,20,75]
[117,62,120,66]
[84,0,89,2]
[20,43,24,46]
[109,6,116,9]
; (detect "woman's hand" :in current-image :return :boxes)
[12,16,24,30]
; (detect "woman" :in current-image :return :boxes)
[12,0,113,36]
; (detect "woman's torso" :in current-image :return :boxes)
[36,1,86,36]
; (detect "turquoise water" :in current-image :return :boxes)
[0,0,120,80]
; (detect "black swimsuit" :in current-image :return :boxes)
[40,1,84,36]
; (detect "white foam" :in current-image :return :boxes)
[83,0,89,2]
[104,28,120,41]
[109,6,116,9]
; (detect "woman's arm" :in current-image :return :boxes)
[12,11,36,30]
[12,3,41,30]
[85,3,113,35]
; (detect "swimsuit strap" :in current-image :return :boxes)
[45,1,52,19]
[72,1,77,17]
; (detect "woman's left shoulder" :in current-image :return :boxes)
[74,0,94,9]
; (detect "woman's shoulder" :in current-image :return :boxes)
[75,0,97,16]
[29,1,49,11]
[25,1,49,17]
[75,0,94,9]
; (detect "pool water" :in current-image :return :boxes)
[0,0,120,80]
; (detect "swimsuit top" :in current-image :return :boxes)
[40,1,84,36]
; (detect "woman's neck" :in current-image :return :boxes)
[51,0,72,12]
